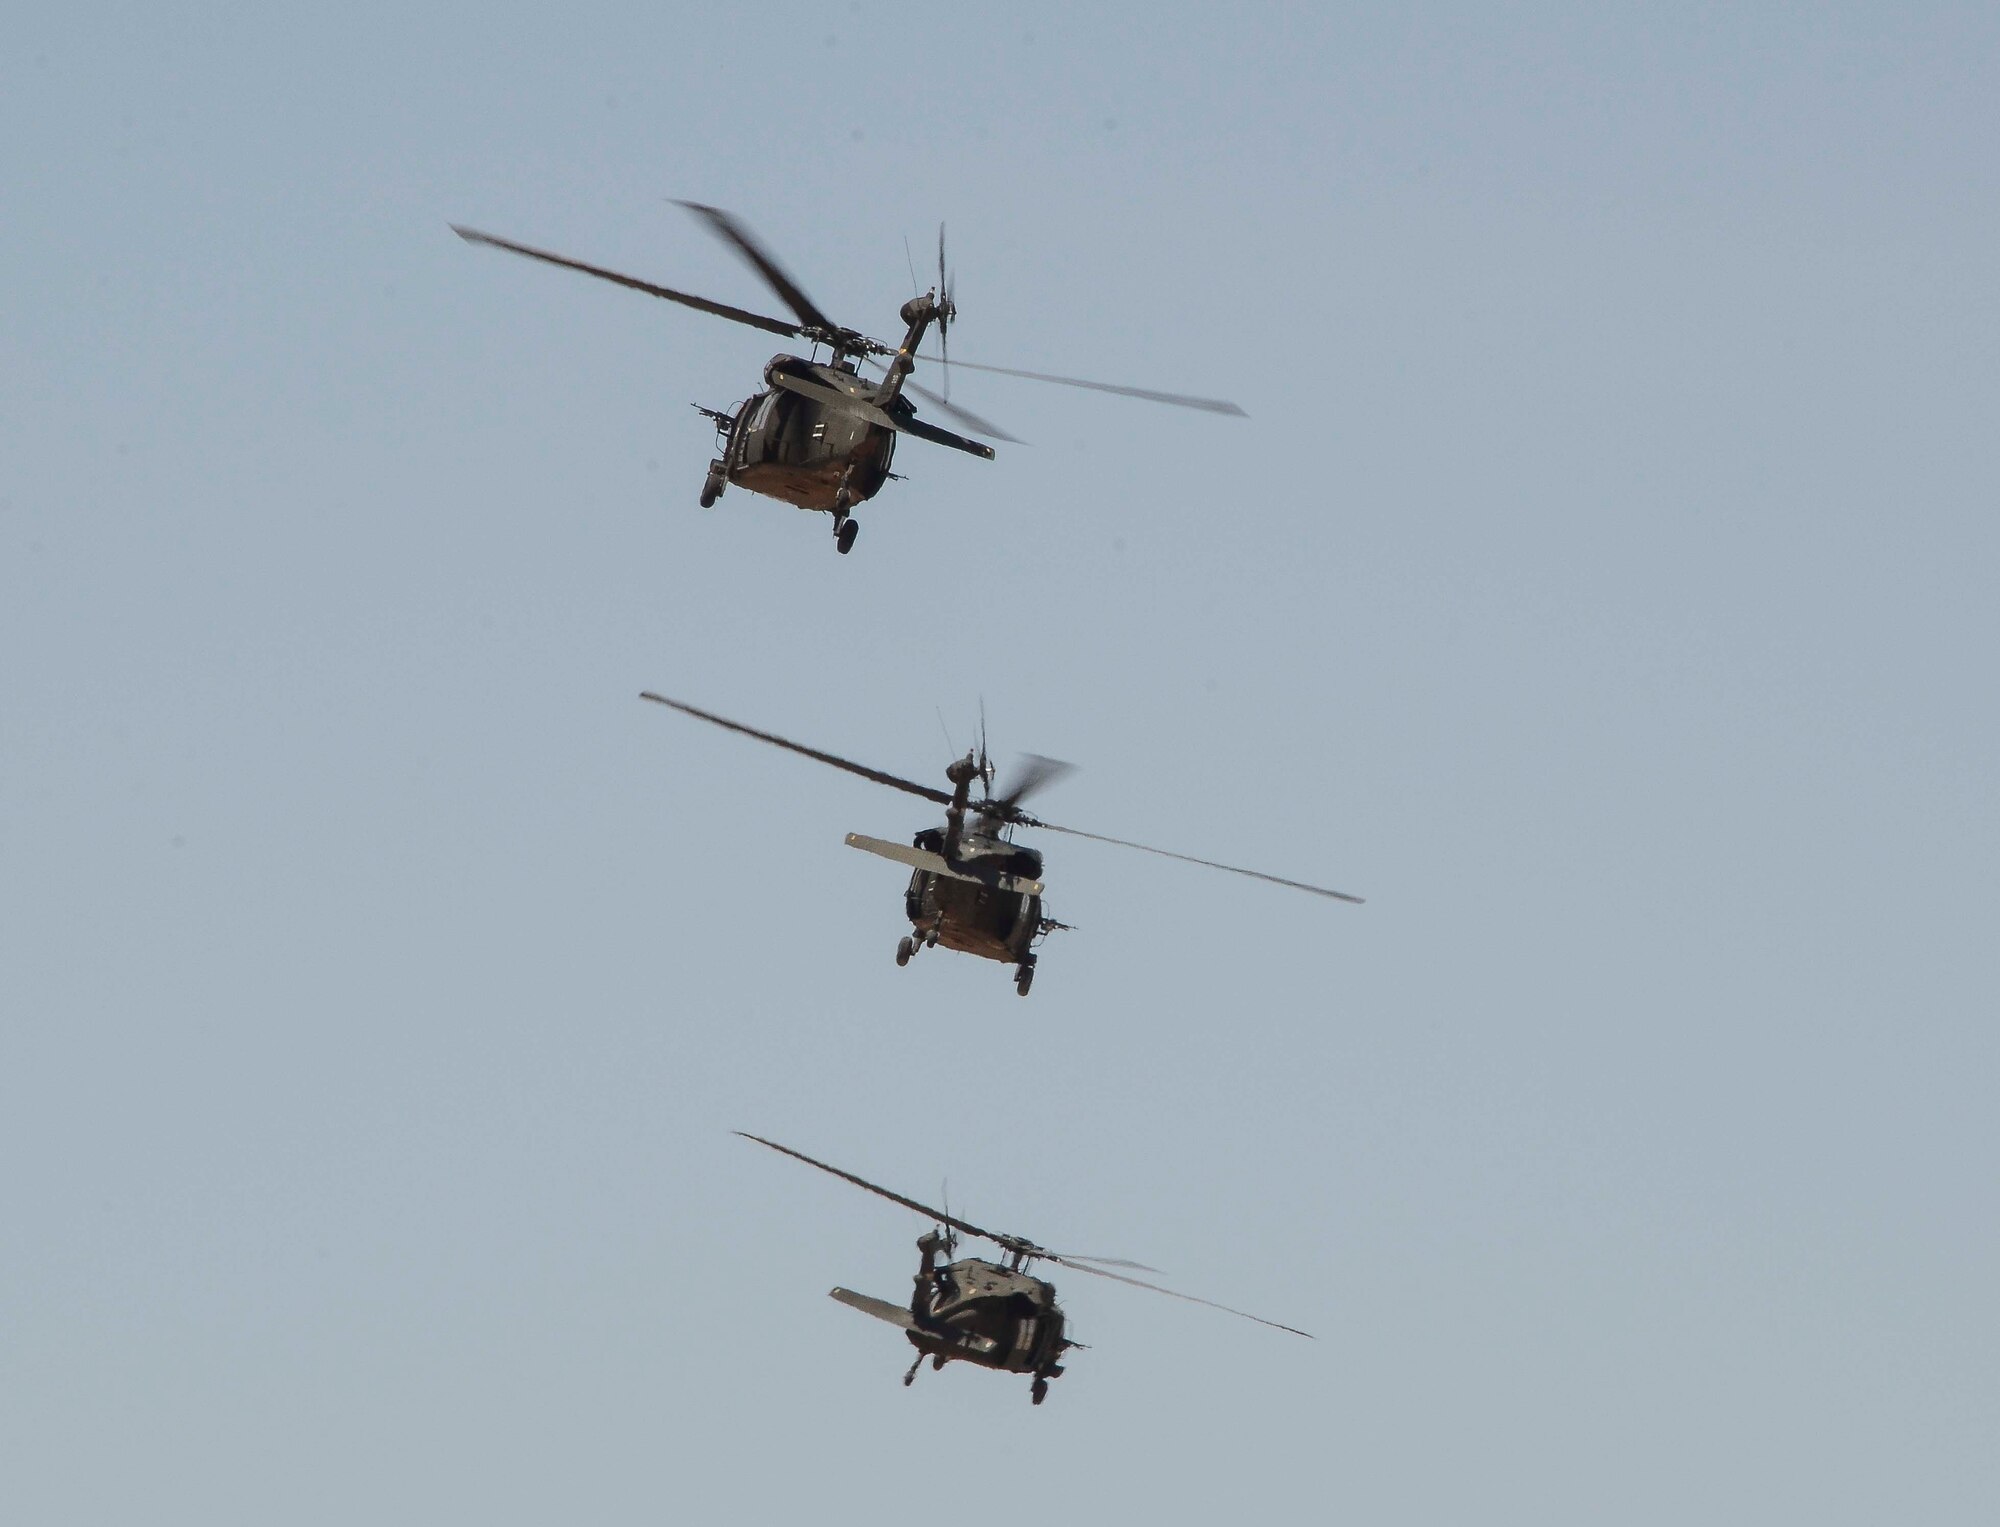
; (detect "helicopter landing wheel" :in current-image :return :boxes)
[1031,1377,1048,1405]
[902,1370,916,1387]
[699,461,725,508]
[835,517,859,555]
[896,935,914,967]
[1015,961,1035,997]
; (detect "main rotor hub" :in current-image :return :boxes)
[803,325,890,360]
[997,1234,1048,1271]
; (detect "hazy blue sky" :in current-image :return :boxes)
[5,4,1996,1523]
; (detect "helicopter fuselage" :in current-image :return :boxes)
[902,826,1046,966]
[909,1256,1069,1377]
[829,1247,1071,1396]
[712,358,898,515]
[696,296,988,550]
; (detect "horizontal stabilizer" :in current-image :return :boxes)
[888,411,997,460]
[844,833,1044,896]
[830,1287,917,1330]
[767,372,995,459]
[768,371,902,432]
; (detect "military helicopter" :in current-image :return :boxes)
[739,1132,1311,1405]
[641,691,1361,995]
[452,201,1244,553]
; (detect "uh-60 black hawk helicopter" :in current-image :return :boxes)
[641,692,1361,995]
[739,1132,1311,1405]
[453,201,1244,553]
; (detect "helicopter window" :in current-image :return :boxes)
[1010,1304,1040,1359]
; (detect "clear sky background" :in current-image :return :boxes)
[5,4,1996,1523]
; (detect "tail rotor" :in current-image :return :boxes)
[976,698,994,795]
[939,1179,960,1260]
[936,223,957,400]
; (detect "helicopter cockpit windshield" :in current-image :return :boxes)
[738,388,809,467]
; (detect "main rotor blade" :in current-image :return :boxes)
[1049,1256,1314,1338]
[1044,1253,1162,1273]
[738,1133,1004,1249]
[452,226,802,338]
[640,693,952,806]
[917,355,1247,416]
[676,201,837,334]
[992,753,1075,813]
[1018,818,1364,903]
